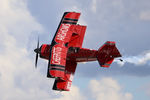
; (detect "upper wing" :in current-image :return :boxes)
[68,25,86,48]
[97,41,122,67]
[47,12,80,78]
[52,61,77,91]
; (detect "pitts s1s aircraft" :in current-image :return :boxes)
[34,12,122,91]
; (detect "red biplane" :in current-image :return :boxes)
[34,12,122,91]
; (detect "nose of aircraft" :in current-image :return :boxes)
[34,48,40,54]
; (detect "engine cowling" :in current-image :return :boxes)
[40,44,51,60]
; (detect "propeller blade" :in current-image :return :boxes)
[34,37,40,68]
[37,37,39,49]
[35,52,38,68]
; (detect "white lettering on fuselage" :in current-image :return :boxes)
[52,24,70,65]
[52,47,62,65]
[56,24,71,41]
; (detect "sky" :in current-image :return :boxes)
[0,0,150,100]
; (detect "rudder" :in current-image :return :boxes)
[97,41,122,68]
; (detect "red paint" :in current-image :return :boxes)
[53,61,77,91]
[68,25,86,48]
[64,12,80,19]
[35,12,122,91]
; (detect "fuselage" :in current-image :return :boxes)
[39,44,98,62]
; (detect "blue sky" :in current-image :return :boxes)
[0,0,150,100]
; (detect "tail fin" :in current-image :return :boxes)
[97,41,122,68]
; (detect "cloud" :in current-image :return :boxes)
[0,0,87,100]
[52,78,133,100]
[140,82,150,97]
[0,0,43,46]
[139,11,150,21]
[53,85,86,100]
[91,0,97,13]
[0,0,52,99]
[115,50,150,66]
[89,78,133,100]
[1,0,150,99]
[146,85,150,96]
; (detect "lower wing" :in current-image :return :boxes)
[52,61,77,91]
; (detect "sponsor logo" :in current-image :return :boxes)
[52,47,62,65]
[66,74,73,90]
[66,82,72,90]
[69,74,74,81]
[56,24,71,41]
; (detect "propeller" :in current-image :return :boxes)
[34,38,40,68]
